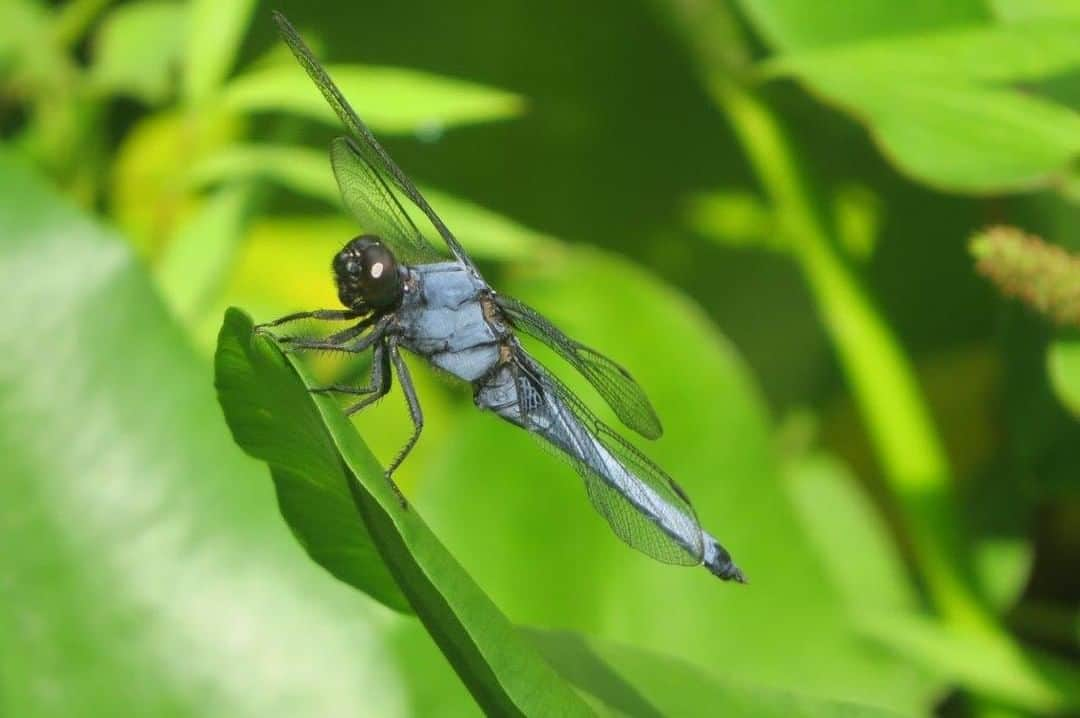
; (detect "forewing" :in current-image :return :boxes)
[497,295,663,439]
[330,137,444,265]
[512,352,703,565]
[273,11,474,268]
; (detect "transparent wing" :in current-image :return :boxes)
[330,137,444,265]
[497,294,663,440]
[511,350,703,565]
[273,11,474,269]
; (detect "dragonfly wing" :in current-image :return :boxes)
[273,11,475,269]
[330,137,444,265]
[497,294,663,439]
[511,350,703,565]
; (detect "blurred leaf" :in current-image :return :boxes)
[214,309,595,716]
[734,0,988,51]
[685,190,780,250]
[155,184,251,323]
[764,20,1080,84]
[861,613,1080,711]
[785,453,919,615]
[0,146,454,717]
[531,631,904,718]
[974,538,1034,613]
[220,64,524,134]
[190,143,551,260]
[1048,335,1080,416]
[183,0,256,104]
[419,246,933,712]
[832,184,880,261]
[764,20,1080,192]
[90,0,186,103]
[110,111,240,258]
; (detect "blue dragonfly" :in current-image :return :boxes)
[259,12,745,582]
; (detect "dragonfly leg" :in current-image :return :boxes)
[284,316,391,353]
[385,340,423,479]
[340,342,392,415]
[278,314,374,347]
[255,308,358,331]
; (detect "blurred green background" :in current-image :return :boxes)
[2,0,1079,716]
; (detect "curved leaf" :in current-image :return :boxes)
[221,64,524,134]
[214,309,594,717]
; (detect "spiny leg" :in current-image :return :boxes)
[278,314,374,347]
[255,308,359,331]
[339,342,392,415]
[285,315,392,353]
[385,341,423,479]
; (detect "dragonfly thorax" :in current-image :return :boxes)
[333,235,403,312]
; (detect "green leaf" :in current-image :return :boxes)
[189,143,550,261]
[183,0,256,103]
[763,20,1080,192]
[531,631,905,717]
[220,64,524,134]
[785,453,919,615]
[89,0,187,103]
[213,310,594,717]
[0,146,459,716]
[417,246,932,712]
[1048,335,1080,416]
[734,0,988,51]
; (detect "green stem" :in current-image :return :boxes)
[711,75,990,630]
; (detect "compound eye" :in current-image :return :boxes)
[360,243,402,308]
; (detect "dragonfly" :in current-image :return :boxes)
[260,12,745,582]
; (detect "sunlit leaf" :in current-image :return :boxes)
[0,145,446,718]
[734,0,987,51]
[221,64,524,134]
[190,143,551,261]
[762,19,1080,192]
[90,0,186,103]
[184,0,256,103]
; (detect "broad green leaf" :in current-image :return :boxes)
[184,0,256,104]
[734,0,988,51]
[763,20,1080,84]
[89,0,187,103]
[221,64,524,134]
[214,310,594,716]
[0,147,457,716]
[531,631,905,717]
[785,453,918,615]
[418,246,932,712]
[1048,336,1080,417]
[189,143,550,260]
[763,20,1080,192]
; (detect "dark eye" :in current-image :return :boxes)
[345,260,359,275]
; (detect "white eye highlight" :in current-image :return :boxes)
[370,261,384,279]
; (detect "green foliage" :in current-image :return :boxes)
[761,17,1080,192]
[2,1,1079,715]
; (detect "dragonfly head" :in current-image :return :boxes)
[333,235,403,312]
